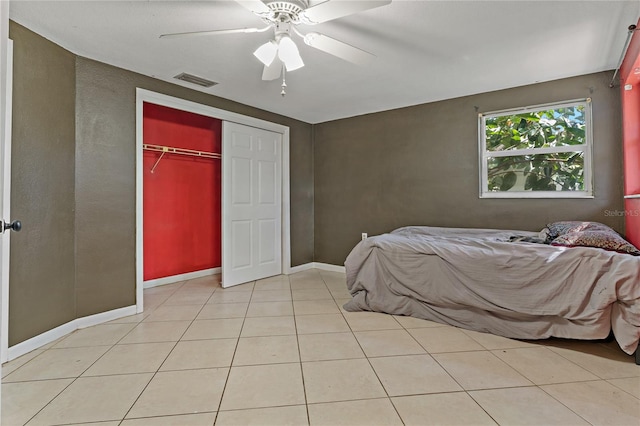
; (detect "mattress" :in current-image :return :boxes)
[344,226,640,355]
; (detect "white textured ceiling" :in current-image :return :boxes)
[9,0,640,123]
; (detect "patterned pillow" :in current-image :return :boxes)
[544,221,613,240]
[551,230,640,256]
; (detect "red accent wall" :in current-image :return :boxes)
[620,20,640,247]
[143,102,222,280]
[620,19,640,247]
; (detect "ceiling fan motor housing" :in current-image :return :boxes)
[264,1,309,24]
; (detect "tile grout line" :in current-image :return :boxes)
[212,278,257,423]
[5,271,638,425]
[120,276,220,423]
[604,378,640,400]
[16,291,184,426]
[290,272,312,426]
[543,343,623,382]
[534,383,595,425]
[337,269,514,426]
[328,271,407,423]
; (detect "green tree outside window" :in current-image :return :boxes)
[480,100,592,197]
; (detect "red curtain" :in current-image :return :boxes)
[620,19,640,247]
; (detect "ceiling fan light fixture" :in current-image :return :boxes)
[303,32,319,47]
[278,35,304,71]
[161,0,392,94]
[253,40,278,66]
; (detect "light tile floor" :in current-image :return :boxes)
[2,269,639,425]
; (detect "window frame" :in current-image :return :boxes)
[478,98,594,199]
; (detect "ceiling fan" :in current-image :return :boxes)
[161,0,391,95]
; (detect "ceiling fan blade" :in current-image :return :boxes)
[262,58,283,80]
[160,27,265,39]
[303,32,375,65]
[235,0,271,15]
[300,0,391,24]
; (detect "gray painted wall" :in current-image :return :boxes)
[9,22,314,344]
[9,22,77,345]
[313,72,625,265]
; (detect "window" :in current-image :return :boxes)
[479,99,593,198]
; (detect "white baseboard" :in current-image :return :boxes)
[287,262,346,274]
[287,263,314,274]
[5,263,345,362]
[76,306,138,330]
[5,305,137,362]
[312,262,346,273]
[144,267,221,289]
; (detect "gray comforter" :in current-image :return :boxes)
[344,226,640,355]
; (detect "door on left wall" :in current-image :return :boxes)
[1,35,21,366]
[142,102,222,286]
[2,21,23,377]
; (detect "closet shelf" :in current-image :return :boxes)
[143,144,221,173]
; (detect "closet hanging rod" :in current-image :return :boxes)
[143,144,221,173]
[143,144,221,159]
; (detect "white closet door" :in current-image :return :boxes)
[222,122,282,287]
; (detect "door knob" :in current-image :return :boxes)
[3,220,21,233]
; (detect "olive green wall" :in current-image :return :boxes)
[313,72,625,265]
[9,21,314,343]
[9,22,77,345]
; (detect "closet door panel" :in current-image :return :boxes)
[222,122,282,287]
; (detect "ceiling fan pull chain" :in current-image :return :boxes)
[281,65,287,97]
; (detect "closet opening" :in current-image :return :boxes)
[135,89,292,313]
[142,103,222,287]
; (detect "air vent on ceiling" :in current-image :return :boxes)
[174,73,218,88]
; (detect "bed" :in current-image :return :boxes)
[343,223,640,363]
